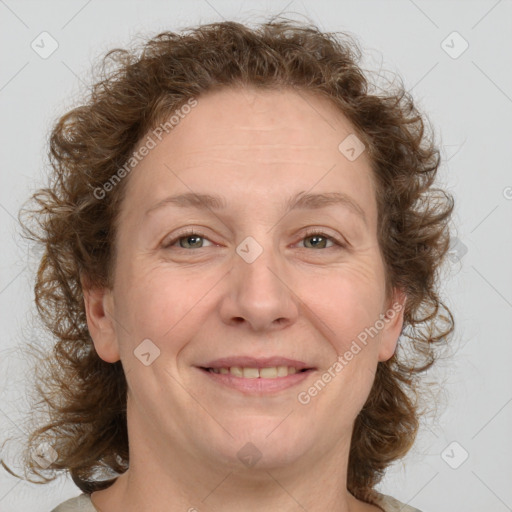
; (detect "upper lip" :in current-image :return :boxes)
[199,356,315,371]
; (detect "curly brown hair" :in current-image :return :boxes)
[2,15,454,504]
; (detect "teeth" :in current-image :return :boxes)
[209,366,304,378]
[260,367,278,378]
[230,366,243,377]
[277,365,290,377]
[243,367,259,379]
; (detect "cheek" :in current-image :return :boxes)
[309,268,386,416]
[310,262,387,355]
[114,262,202,354]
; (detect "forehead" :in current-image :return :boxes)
[119,86,376,226]
[161,86,362,154]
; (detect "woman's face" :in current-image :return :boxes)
[87,86,405,474]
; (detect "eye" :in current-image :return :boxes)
[298,229,345,250]
[163,230,214,250]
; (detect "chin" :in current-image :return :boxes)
[205,418,314,470]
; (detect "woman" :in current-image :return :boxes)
[6,17,454,512]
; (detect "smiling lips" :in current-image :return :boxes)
[200,356,314,373]
[197,356,316,393]
[207,366,304,378]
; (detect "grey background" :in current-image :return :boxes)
[0,1,511,511]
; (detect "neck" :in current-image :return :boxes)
[91,439,362,511]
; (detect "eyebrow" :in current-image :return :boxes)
[145,191,367,225]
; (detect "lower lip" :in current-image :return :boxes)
[197,368,315,394]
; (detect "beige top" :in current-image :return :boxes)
[51,491,423,511]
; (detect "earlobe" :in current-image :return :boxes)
[81,276,120,363]
[377,288,407,362]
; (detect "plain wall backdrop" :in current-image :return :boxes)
[0,1,511,511]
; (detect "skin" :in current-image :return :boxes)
[83,86,406,512]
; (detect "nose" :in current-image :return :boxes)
[218,238,299,333]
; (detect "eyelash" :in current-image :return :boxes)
[162,228,346,251]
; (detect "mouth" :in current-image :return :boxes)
[196,365,316,395]
[199,366,312,378]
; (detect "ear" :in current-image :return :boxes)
[81,274,120,363]
[377,287,407,362]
